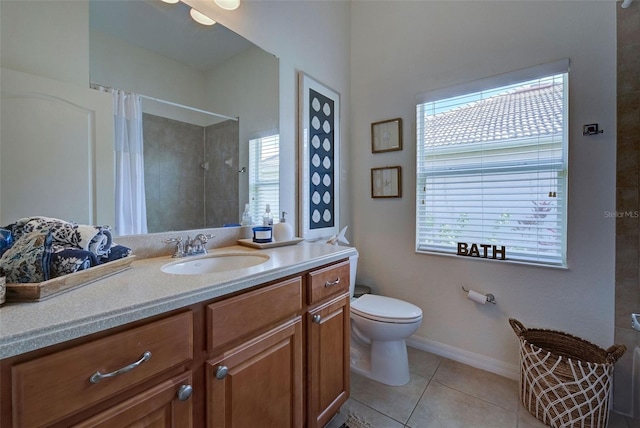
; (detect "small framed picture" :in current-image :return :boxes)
[371,118,402,153]
[371,166,402,198]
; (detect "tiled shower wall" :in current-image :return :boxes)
[614,2,640,416]
[205,120,240,228]
[143,113,239,233]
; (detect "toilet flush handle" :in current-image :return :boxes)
[324,277,340,288]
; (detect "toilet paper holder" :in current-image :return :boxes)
[461,286,496,304]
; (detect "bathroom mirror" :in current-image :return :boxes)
[0,0,279,234]
[90,0,279,234]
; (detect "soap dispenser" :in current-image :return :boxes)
[273,211,294,242]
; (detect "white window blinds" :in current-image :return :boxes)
[415,61,569,267]
[249,134,279,224]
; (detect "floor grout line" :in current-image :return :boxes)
[404,377,431,428]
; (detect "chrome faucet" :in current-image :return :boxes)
[164,237,186,258]
[188,233,215,255]
[166,234,214,258]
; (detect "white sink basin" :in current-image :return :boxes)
[161,253,270,275]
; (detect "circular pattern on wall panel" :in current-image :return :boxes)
[307,89,335,230]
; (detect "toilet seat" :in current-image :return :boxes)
[351,294,422,324]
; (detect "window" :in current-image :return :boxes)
[415,60,569,267]
[249,134,279,224]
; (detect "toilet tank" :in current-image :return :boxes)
[349,251,359,298]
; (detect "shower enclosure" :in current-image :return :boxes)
[142,112,240,233]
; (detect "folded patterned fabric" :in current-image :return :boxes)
[50,246,99,278]
[98,244,132,264]
[0,228,53,283]
[7,216,113,257]
[80,225,113,257]
[0,228,13,257]
[1,217,132,283]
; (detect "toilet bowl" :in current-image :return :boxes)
[348,253,423,386]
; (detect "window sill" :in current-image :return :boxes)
[415,249,569,270]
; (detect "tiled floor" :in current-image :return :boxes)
[326,347,638,428]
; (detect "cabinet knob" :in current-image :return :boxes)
[177,384,193,401]
[215,365,229,379]
[312,314,322,324]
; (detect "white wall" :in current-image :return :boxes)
[204,46,279,135]
[90,29,214,126]
[1,0,88,221]
[350,1,616,376]
[0,0,88,86]
[90,30,279,131]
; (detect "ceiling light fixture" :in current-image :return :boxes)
[161,1,226,26]
[189,8,216,26]
[214,0,241,11]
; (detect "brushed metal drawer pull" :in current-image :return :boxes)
[324,277,340,287]
[89,351,152,384]
[312,314,322,324]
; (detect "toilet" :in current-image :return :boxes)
[348,253,423,386]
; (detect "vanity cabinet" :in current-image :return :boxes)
[0,258,351,428]
[203,261,350,428]
[306,262,351,428]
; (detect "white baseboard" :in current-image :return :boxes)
[406,335,519,380]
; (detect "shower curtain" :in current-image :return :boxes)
[112,89,148,235]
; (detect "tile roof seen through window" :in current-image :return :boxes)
[424,82,563,147]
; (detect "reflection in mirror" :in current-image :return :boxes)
[142,109,239,234]
[89,0,279,235]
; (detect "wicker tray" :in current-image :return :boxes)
[4,255,136,302]
[237,237,303,249]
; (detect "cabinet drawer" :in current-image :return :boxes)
[207,277,302,351]
[307,261,350,305]
[12,311,192,428]
[72,372,193,428]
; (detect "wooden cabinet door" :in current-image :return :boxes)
[72,372,193,428]
[307,293,350,428]
[206,317,303,428]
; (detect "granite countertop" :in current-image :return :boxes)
[0,241,357,359]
